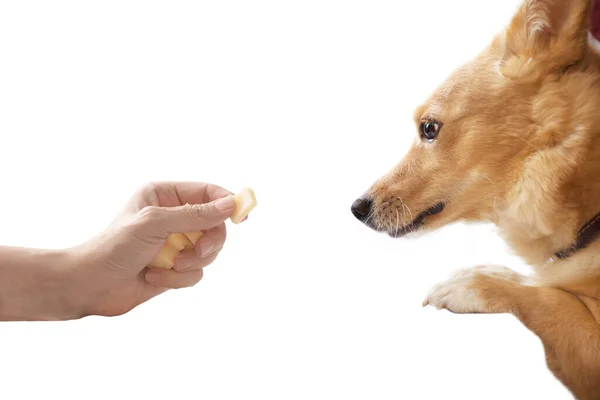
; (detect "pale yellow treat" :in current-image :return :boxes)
[147,242,179,269]
[147,188,257,269]
[167,233,193,251]
[231,187,257,224]
[183,232,205,249]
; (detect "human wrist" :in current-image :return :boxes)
[0,247,88,321]
[48,247,92,321]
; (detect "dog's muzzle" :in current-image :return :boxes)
[351,196,445,237]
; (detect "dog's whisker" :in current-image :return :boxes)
[364,203,378,226]
[507,132,539,152]
[364,212,374,227]
[471,171,499,210]
[402,200,414,222]
[471,171,497,188]
[398,198,407,224]
[364,201,384,228]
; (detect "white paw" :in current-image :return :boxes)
[423,265,521,314]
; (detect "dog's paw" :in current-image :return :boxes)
[423,265,521,314]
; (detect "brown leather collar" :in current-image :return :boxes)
[554,211,600,259]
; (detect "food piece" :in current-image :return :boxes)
[231,187,257,224]
[183,232,204,249]
[147,188,257,269]
[147,242,179,269]
[167,233,193,251]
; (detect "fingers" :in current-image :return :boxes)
[172,251,219,272]
[172,223,227,272]
[132,195,235,237]
[143,223,227,287]
[134,182,233,209]
[145,268,204,289]
[194,222,227,258]
[144,223,227,288]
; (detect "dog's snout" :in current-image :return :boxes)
[351,198,373,221]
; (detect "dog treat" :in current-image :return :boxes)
[231,187,257,224]
[183,232,204,249]
[148,241,180,269]
[167,233,193,251]
[147,188,257,269]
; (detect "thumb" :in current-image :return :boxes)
[135,195,236,237]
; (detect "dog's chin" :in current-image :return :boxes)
[382,202,445,239]
[387,221,424,238]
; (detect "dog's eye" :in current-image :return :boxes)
[420,121,440,141]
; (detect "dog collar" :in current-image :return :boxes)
[553,211,600,260]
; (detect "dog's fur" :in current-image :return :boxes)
[354,0,600,398]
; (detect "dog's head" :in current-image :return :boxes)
[353,0,600,244]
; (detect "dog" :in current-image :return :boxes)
[351,0,600,398]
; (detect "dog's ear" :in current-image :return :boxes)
[498,0,592,80]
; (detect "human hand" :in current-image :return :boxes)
[69,181,238,317]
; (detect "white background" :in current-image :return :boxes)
[0,1,573,399]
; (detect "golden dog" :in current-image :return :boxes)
[352,0,600,398]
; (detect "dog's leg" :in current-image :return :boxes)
[425,266,600,400]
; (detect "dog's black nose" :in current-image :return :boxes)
[351,198,373,221]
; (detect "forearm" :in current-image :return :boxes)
[0,246,83,321]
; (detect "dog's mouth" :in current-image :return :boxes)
[386,202,445,238]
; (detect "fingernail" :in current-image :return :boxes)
[214,195,234,211]
[197,239,216,257]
